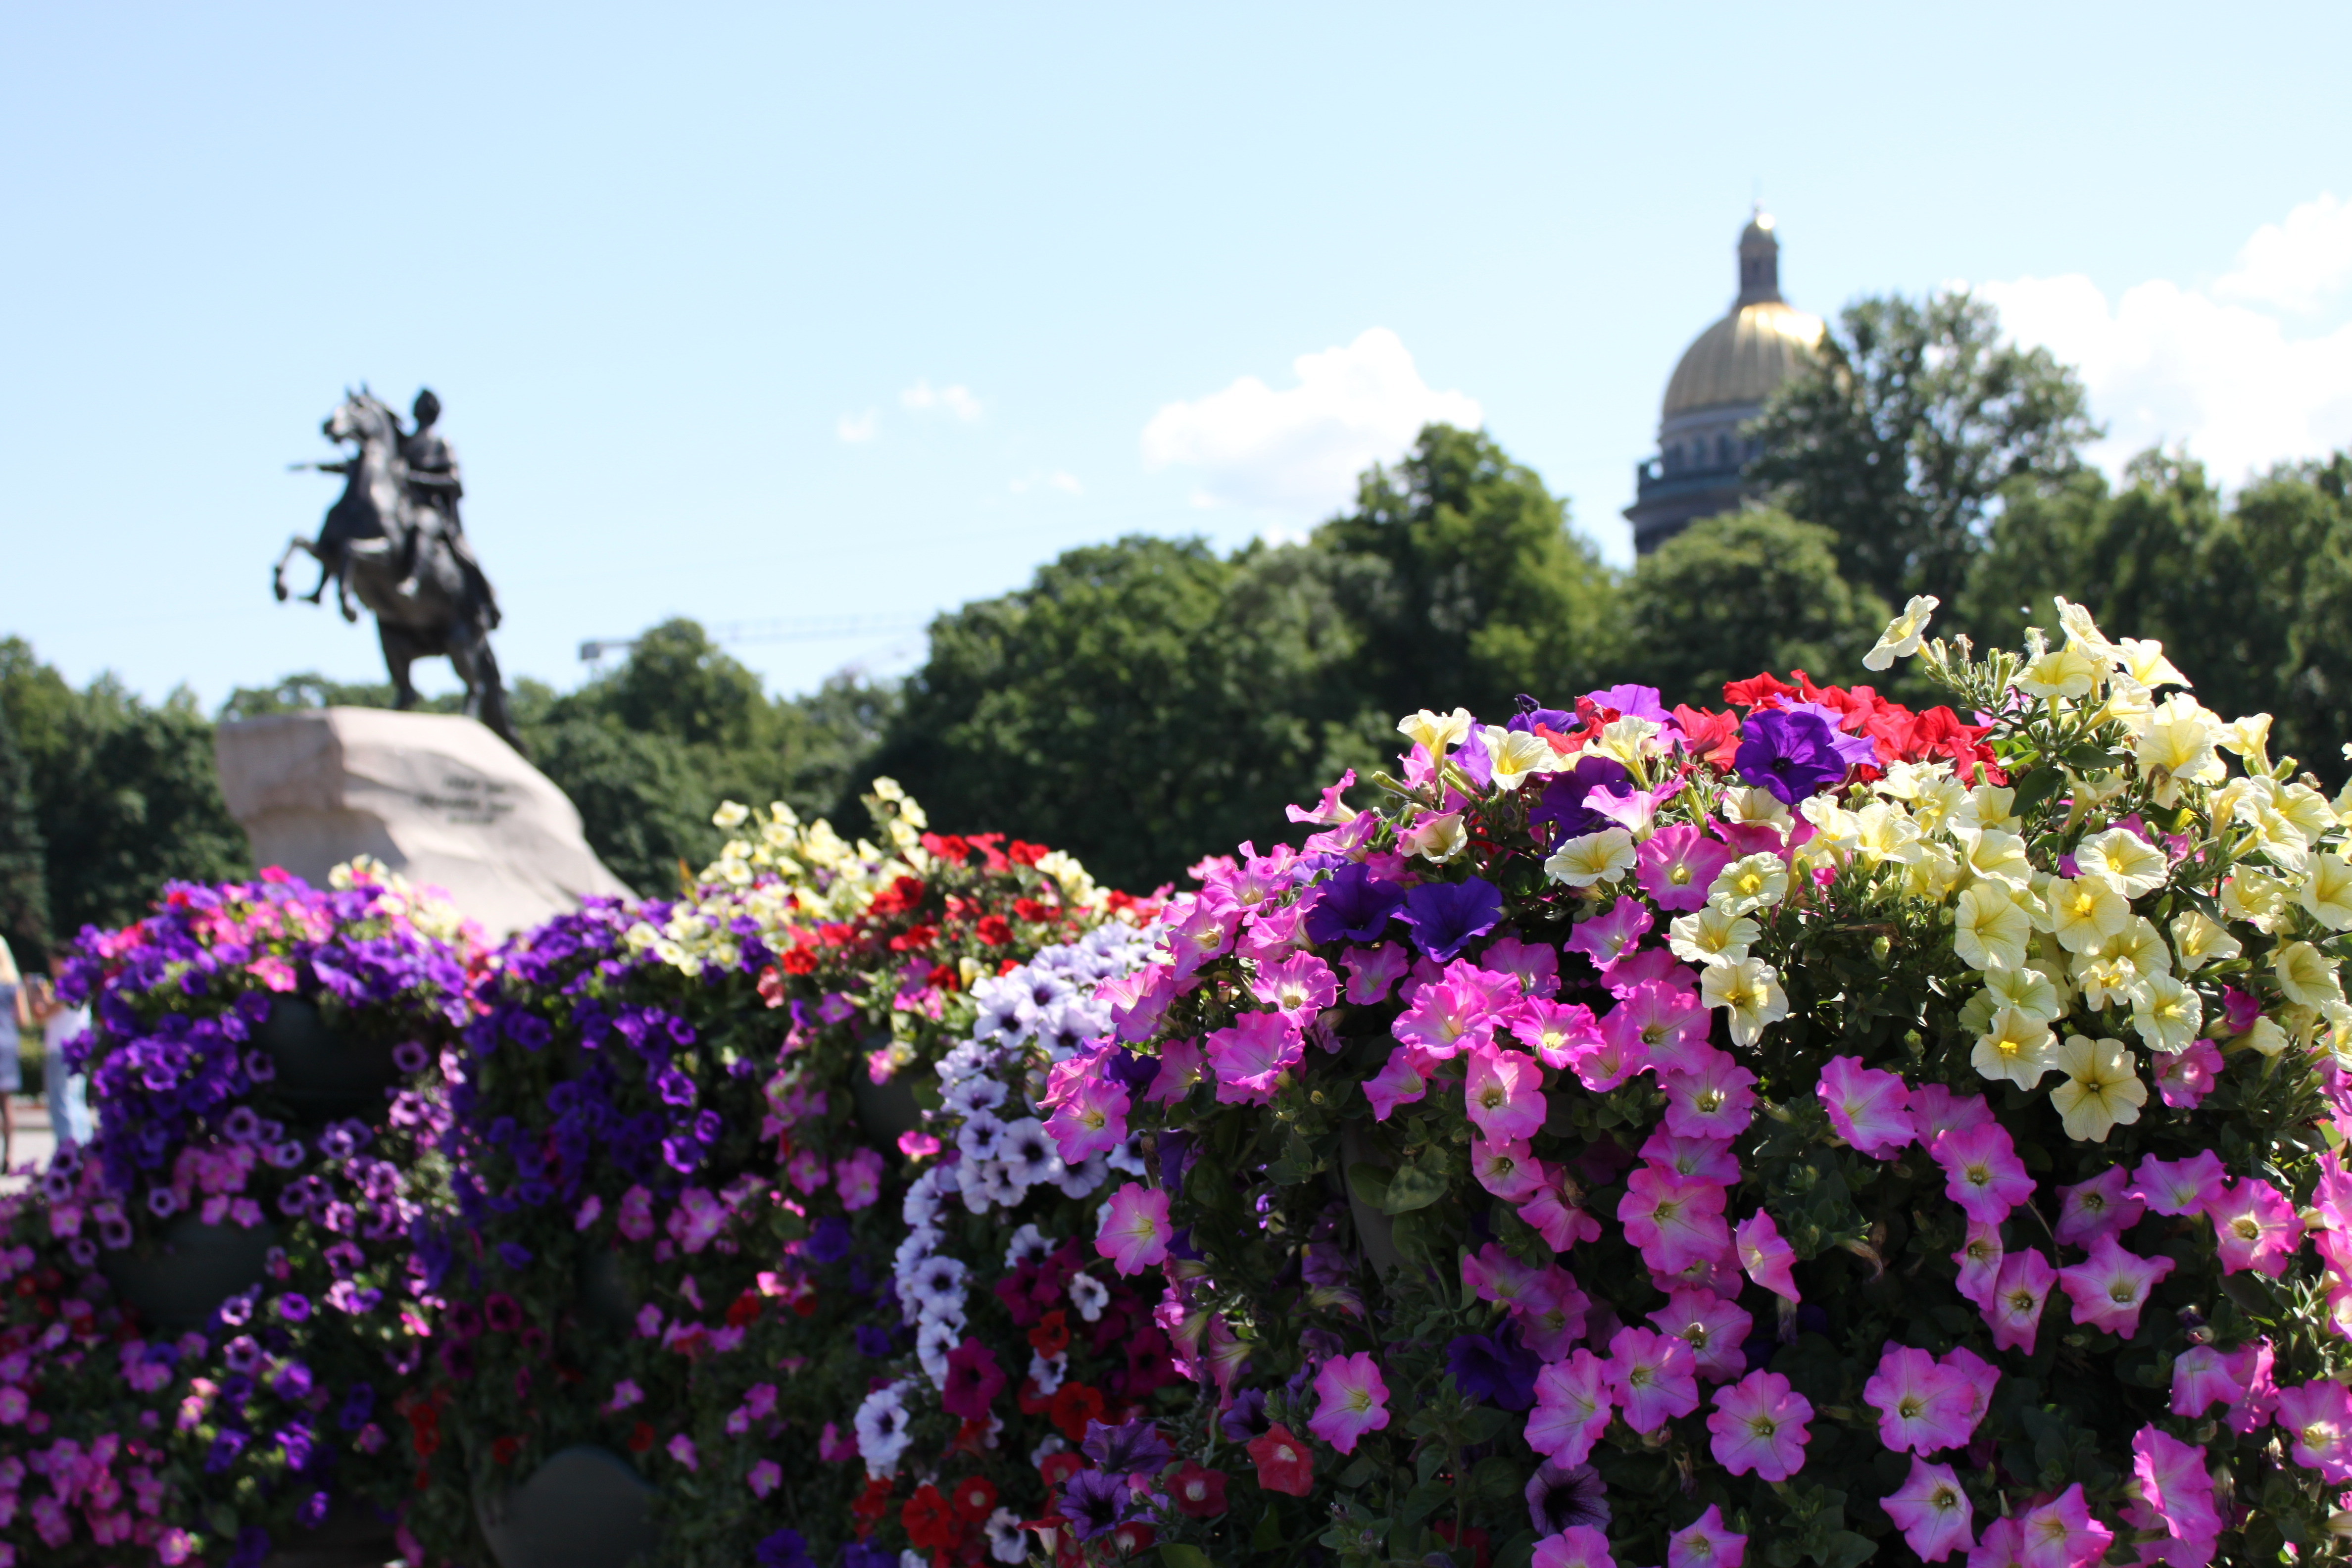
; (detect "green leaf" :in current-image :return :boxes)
[1814,1531,1879,1568]
[1346,1162,1394,1209]
[1159,1548,1215,1568]
[1252,1505,1284,1551]
[1378,1161,1449,1214]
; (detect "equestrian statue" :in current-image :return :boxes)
[273,387,521,749]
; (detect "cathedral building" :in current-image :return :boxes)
[1623,210,1825,553]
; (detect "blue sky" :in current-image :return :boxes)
[5,3,2349,709]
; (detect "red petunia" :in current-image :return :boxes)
[626,1421,654,1454]
[1672,704,1742,767]
[1246,1423,1315,1497]
[1028,1310,1071,1356]
[1722,672,1798,708]
[902,1483,960,1550]
[1038,1450,1084,1490]
[975,914,1013,946]
[950,1475,998,1524]
[1169,1461,1228,1518]
[1049,1381,1105,1443]
[1007,840,1050,867]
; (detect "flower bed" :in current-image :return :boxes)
[5,863,471,1567]
[1045,599,2352,1568]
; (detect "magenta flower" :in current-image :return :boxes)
[1971,1517,2029,1568]
[2128,1151,2228,1217]
[1666,1504,1747,1568]
[1533,1525,1617,1568]
[1636,825,1737,912]
[1603,1325,1700,1434]
[2053,1166,2144,1247]
[1646,1129,1742,1185]
[1929,1122,2034,1223]
[1734,1211,1800,1302]
[1816,1056,1915,1158]
[1249,952,1338,1019]
[1465,1043,1546,1142]
[1952,1221,2004,1309]
[1392,967,1509,1056]
[1096,1182,1171,1276]
[1705,1369,1812,1481]
[1308,1351,1391,1454]
[1617,1168,1732,1276]
[1463,1242,1543,1310]
[2056,1232,2174,1337]
[1202,1011,1304,1106]
[2016,1483,2110,1568]
[667,1433,698,1470]
[1663,1051,1758,1140]
[941,1338,1006,1420]
[1520,1175,1605,1252]
[1647,1288,1753,1383]
[2126,1426,2221,1563]
[2223,1339,2279,1433]
[2168,1345,2245,1418]
[1472,1134,1549,1202]
[1565,896,1656,967]
[1516,1267,1592,1360]
[2275,1379,2352,1482]
[1510,998,1605,1070]
[1862,1346,1974,1455]
[1983,1248,2057,1354]
[1342,942,1411,1004]
[1527,1350,1613,1465]
[1883,1456,1974,1562]
[1602,980,1710,1076]
[1144,1035,1203,1103]
[1363,1043,1439,1120]
[2206,1176,2303,1277]
[2155,1036,2222,1108]
[1909,1082,1993,1141]
[1939,1346,1997,1434]
[1045,1070,1131,1162]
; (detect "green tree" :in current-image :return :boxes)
[1317,424,1624,719]
[1622,510,1892,709]
[0,706,49,968]
[218,671,461,720]
[1749,291,2102,606]
[866,535,1382,894]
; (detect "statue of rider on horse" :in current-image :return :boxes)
[274,387,521,749]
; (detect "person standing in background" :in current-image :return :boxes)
[29,961,91,1148]
[0,940,22,1167]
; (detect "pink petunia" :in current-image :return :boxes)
[833,1150,884,1212]
[1637,824,1738,912]
[1096,1182,1171,1276]
[2155,1036,2222,1109]
[1463,1243,1544,1311]
[1511,998,1605,1071]
[2222,1339,2279,1434]
[1862,1346,1975,1455]
[2015,1483,2109,1568]
[1909,1083,1995,1142]
[2128,1151,2228,1218]
[1520,1172,1605,1252]
[1516,1268,1592,1360]
[1527,1349,1614,1465]
[1363,1043,1439,1120]
[1734,1211,1800,1302]
[1482,934,1562,998]
[1601,980,1711,1077]
[2207,1176,2304,1277]
[1816,1056,1915,1158]
[1666,1504,1747,1568]
[1884,1456,1975,1562]
[1144,1036,1203,1103]
[1045,1071,1131,1162]
[1250,952,1339,1019]
[1644,1129,1743,1186]
[1204,1012,1306,1104]
[1618,1169,1733,1276]
[1342,943,1411,1004]
[1600,946,1697,999]
[1464,1043,1548,1142]
[2168,1345,2245,1418]
[1969,1517,2029,1568]
[1534,1526,1617,1568]
[1604,1325,1701,1433]
[1308,1351,1391,1455]
[1953,1222,2005,1310]
[2126,1426,2221,1565]
[2056,1233,2175,1338]
[1471,1135,1549,1202]
[1930,1122,2035,1223]
[1705,1369,1813,1481]
[1648,1288,1754,1383]
[2053,1166,2143,1248]
[1938,1346,1997,1437]
[2276,1379,2352,1482]
[1566,896,1655,967]
[1165,888,1243,980]
[1664,1050,1759,1140]
[1391,966,1509,1056]
[1983,1248,2057,1354]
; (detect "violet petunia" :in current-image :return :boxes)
[1300,864,1407,946]
[1734,709,1850,804]
[1399,878,1506,962]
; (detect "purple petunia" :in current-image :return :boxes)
[1446,1327,1542,1411]
[1399,878,1505,962]
[1735,708,1852,804]
[1058,1468,1135,1540]
[1300,864,1407,946]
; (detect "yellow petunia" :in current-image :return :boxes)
[2042,876,2132,954]
[1983,964,2061,1025]
[2169,909,2242,972]
[1397,708,1474,756]
[1862,594,1941,672]
[2137,695,2227,806]
[1701,958,1789,1046]
[2018,644,2103,701]
[2130,975,2204,1055]
[2076,828,2169,898]
[1954,882,2032,972]
[1709,854,1790,917]
[2049,1035,2148,1142]
[1973,1007,2057,1089]
[2301,854,2352,931]
[1545,829,1635,888]
[2276,941,2345,1009]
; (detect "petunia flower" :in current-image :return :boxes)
[2126,1425,2221,1563]
[1249,953,1338,1020]
[1471,1134,1548,1202]
[1524,1460,1612,1537]
[2153,1035,2221,1109]
[1816,1056,1915,1158]
[1527,1350,1615,1465]
[1203,1012,1305,1105]
[1667,905,1760,968]
[2168,1345,2245,1418]
[1603,1325,1700,1434]
[1363,1043,1441,1120]
[2206,1176,2303,1277]
[2222,1338,2279,1434]
[1699,957,1788,1046]
[1705,1369,1813,1481]
[1548,829,1637,889]
[1464,1043,1547,1142]
[1862,1346,1973,1455]
[1566,897,1656,968]
[1646,1128,1743,1185]
[2055,1232,2175,1337]
[1983,1248,2057,1354]
[1245,1423,1315,1496]
[1393,967,1508,1055]
[941,1338,1006,1420]
[1168,1461,1227,1519]
[1952,1221,2004,1310]
[1663,1051,1759,1140]
[1929,1122,2034,1223]
[1970,1516,2030,1568]
[2048,1035,2148,1142]
[1863,595,1940,671]
[1636,825,1737,912]
[1604,980,1712,1073]
[2054,1165,2144,1246]
[1883,1456,1974,1562]
[1449,1328,1543,1411]
[1095,1183,1171,1276]
[1044,1073,1130,1164]
[1399,878,1506,961]
[1534,1525,1617,1568]
[2128,1151,2228,1217]
[1618,1168,1732,1276]
[1666,1504,1748,1568]
[2277,1380,2352,1483]
[1736,708,1849,804]
[1511,998,1604,1070]
[1519,1172,1605,1252]
[1708,853,1789,917]
[1734,1211,1800,1301]
[1303,865,1407,946]
[2015,1484,2110,1568]
[1972,1007,2056,1089]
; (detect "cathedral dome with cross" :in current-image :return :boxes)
[1623,209,1825,554]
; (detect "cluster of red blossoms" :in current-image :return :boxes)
[1674,671,2002,781]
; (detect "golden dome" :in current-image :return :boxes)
[1661,298,1825,418]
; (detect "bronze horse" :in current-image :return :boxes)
[273,389,519,748]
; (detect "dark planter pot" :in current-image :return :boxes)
[259,1495,397,1568]
[477,1445,659,1568]
[254,998,400,1120]
[102,1216,280,1331]
[1339,1123,1405,1280]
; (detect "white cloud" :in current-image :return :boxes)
[901,379,982,421]
[1978,194,2352,484]
[1141,328,1482,518]
[835,409,878,443]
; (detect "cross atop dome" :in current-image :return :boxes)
[1737,206,1783,306]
